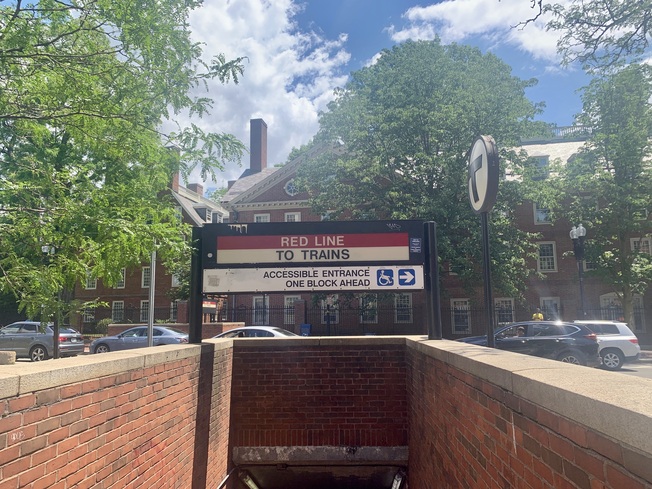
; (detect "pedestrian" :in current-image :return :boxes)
[532,307,544,321]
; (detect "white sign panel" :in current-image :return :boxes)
[203,266,425,293]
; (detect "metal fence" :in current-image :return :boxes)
[76,303,646,337]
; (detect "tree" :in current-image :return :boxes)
[545,0,652,71]
[297,40,547,301]
[561,64,652,325]
[0,1,245,323]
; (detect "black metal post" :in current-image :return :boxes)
[326,305,332,336]
[572,234,586,318]
[189,226,203,344]
[424,221,442,340]
[481,212,495,347]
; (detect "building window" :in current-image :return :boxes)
[530,155,549,180]
[82,308,95,323]
[112,301,125,322]
[284,179,299,196]
[254,214,270,223]
[395,293,413,323]
[540,298,560,320]
[285,212,301,222]
[631,237,651,255]
[114,268,125,289]
[495,298,514,324]
[171,274,181,288]
[142,267,151,288]
[284,295,301,325]
[537,242,557,272]
[360,294,378,324]
[170,301,178,322]
[321,295,339,325]
[140,300,149,323]
[252,296,269,325]
[85,271,97,290]
[534,203,551,224]
[451,299,470,334]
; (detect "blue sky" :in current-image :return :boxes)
[184,0,588,189]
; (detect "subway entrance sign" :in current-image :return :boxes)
[200,220,426,293]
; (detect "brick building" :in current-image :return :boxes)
[219,119,651,343]
[73,119,650,344]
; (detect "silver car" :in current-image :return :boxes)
[214,326,299,338]
[0,321,85,361]
[90,326,189,353]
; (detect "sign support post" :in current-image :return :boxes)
[189,226,203,344]
[425,221,442,340]
[468,135,499,348]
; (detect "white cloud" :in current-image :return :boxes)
[183,0,350,188]
[388,0,565,63]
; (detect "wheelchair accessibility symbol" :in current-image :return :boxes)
[376,269,394,286]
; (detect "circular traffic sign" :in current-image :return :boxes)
[468,135,499,214]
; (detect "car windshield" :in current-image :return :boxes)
[163,328,187,336]
[270,328,297,336]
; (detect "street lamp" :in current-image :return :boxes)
[41,245,60,359]
[569,224,587,318]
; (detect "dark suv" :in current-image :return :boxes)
[457,321,601,367]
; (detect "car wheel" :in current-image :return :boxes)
[94,344,110,354]
[600,349,624,371]
[29,345,49,362]
[558,350,585,365]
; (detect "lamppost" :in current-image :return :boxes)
[569,224,587,318]
[41,245,60,359]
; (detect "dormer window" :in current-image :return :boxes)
[284,179,299,196]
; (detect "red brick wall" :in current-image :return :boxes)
[406,348,651,489]
[229,342,408,448]
[1,339,650,489]
[0,345,233,489]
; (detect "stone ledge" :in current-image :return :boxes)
[0,344,202,397]
[0,351,16,365]
[406,337,652,456]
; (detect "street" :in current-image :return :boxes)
[617,361,652,380]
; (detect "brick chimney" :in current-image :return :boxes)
[250,118,267,174]
[171,172,180,192]
[187,183,204,196]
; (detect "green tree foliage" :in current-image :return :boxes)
[546,0,652,71]
[0,1,245,321]
[297,40,546,301]
[561,64,652,324]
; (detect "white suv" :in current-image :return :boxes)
[574,320,641,370]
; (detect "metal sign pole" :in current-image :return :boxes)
[189,226,203,344]
[425,221,442,340]
[481,212,495,347]
[468,135,499,348]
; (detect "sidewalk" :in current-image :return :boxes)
[639,349,652,362]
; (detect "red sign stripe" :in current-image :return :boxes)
[216,233,409,250]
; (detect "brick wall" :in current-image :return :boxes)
[1,338,650,489]
[0,345,233,489]
[230,341,408,448]
[406,342,652,489]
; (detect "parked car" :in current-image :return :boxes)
[457,321,601,367]
[214,326,299,338]
[574,320,641,370]
[90,326,189,353]
[0,321,84,361]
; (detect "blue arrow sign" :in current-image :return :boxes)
[398,269,416,286]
